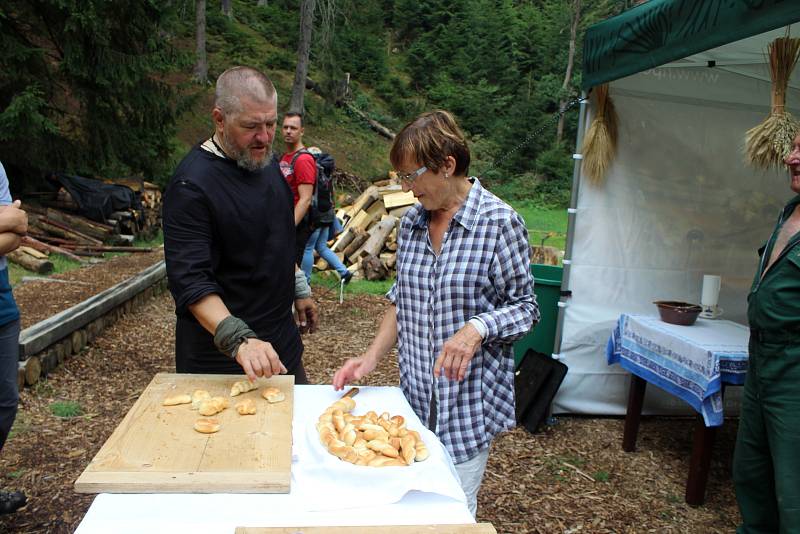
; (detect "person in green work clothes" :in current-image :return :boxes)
[733,132,800,533]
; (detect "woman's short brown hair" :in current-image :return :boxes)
[389,110,470,176]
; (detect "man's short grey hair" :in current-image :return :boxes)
[214,66,277,117]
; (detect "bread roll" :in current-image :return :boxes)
[162,394,191,406]
[230,379,258,397]
[367,439,399,458]
[191,390,212,410]
[194,418,220,434]
[409,430,430,461]
[341,423,357,446]
[261,387,285,403]
[332,409,346,432]
[199,396,229,416]
[368,456,406,467]
[400,434,417,464]
[235,398,257,415]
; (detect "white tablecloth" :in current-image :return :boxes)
[75,385,472,534]
[607,314,749,426]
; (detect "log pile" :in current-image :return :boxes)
[314,180,417,281]
[47,180,162,239]
[7,205,155,271]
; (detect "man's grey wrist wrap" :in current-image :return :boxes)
[214,315,257,359]
[295,270,311,299]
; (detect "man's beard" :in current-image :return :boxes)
[219,131,272,172]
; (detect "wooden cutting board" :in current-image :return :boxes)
[74,372,293,494]
[235,525,497,533]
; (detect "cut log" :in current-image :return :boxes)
[61,245,153,253]
[346,209,379,234]
[342,232,369,260]
[365,200,388,220]
[351,216,398,262]
[17,246,48,260]
[383,191,417,209]
[43,208,115,238]
[39,216,103,245]
[377,184,403,196]
[40,349,59,376]
[346,105,397,140]
[21,236,84,263]
[345,186,380,219]
[360,254,389,281]
[7,249,54,274]
[22,356,41,386]
[330,227,357,253]
[388,205,413,219]
[381,252,397,269]
[32,219,98,246]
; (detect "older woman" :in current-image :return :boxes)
[333,110,539,516]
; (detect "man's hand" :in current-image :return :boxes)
[294,297,318,334]
[0,200,28,235]
[433,323,483,381]
[235,338,287,382]
[332,353,378,390]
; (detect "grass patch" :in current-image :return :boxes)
[8,253,83,287]
[311,272,393,296]
[49,400,84,418]
[7,469,25,479]
[134,229,164,248]
[31,379,56,398]
[509,201,568,251]
[593,470,610,482]
[7,412,31,440]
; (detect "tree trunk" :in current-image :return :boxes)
[289,0,316,114]
[556,0,581,143]
[221,0,232,18]
[194,0,208,84]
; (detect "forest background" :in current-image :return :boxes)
[0,0,640,229]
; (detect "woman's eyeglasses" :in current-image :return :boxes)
[396,166,427,184]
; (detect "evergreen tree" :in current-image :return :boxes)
[0,1,187,187]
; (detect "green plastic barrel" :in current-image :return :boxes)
[513,264,563,368]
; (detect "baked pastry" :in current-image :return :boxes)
[162,394,191,406]
[194,418,220,434]
[199,396,229,416]
[230,379,259,397]
[235,398,257,415]
[191,390,212,410]
[316,397,429,467]
[261,387,285,403]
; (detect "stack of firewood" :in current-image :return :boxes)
[49,181,162,239]
[8,205,156,272]
[314,180,417,281]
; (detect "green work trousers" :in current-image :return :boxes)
[733,335,800,534]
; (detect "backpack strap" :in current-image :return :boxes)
[288,148,318,222]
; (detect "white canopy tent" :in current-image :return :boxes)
[551,4,800,415]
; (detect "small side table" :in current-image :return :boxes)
[607,314,748,505]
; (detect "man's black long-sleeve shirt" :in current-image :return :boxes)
[163,144,302,372]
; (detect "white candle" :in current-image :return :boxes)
[701,275,721,307]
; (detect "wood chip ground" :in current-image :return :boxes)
[0,254,740,532]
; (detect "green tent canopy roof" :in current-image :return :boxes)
[582,0,800,90]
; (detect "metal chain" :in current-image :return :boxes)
[478,94,588,178]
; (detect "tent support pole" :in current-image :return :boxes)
[552,90,588,357]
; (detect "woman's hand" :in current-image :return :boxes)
[433,323,483,381]
[332,353,378,390]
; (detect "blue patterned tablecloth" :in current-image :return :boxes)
[607,314,749,426]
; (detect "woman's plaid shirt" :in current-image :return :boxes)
[387,178,539,463]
